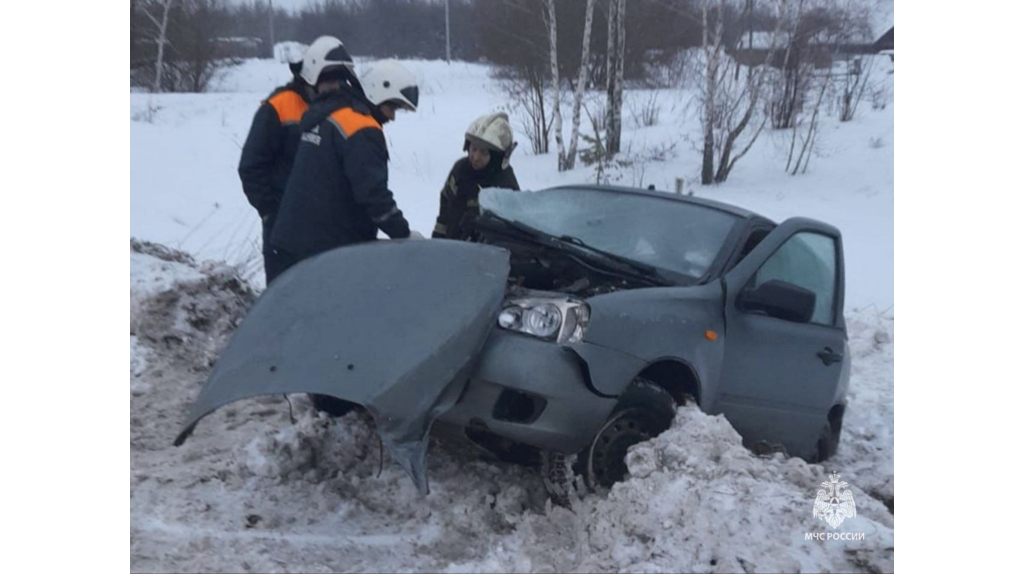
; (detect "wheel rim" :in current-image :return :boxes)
[586,409,655,489]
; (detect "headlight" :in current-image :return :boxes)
[497,297,590,343]
[523,303,561,338]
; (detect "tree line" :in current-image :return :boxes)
[131,0,882,184]
[130,0,704,92]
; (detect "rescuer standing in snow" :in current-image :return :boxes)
[237,39,329,282]
[264,56,420,417]
[432,113,520,241]
[266,58,420,282]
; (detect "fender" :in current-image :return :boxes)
[575,283,726,405]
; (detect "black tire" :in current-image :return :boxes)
[812,420,841,463]
[582,378,677,490]
[309,393,357,417]
[829,410,844,456]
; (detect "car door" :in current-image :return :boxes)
[713,217,847,459]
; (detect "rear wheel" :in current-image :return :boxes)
[812,414,843,462]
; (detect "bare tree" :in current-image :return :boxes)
[495,66,552,155]
[139,0,175,92]
[769,0,867,131]
[768,6,804,131]
[545,0,568,170]
[565,0,597,171]
[787,66,831,174]
[445,0,452,63]
[132,0,233,93]
[547,0,597,172]
[777,0,873,173]
[167,0,232,93]
[699,0,723,184]
[605,0,626,158]
[627,89,661,127]
[475,0,553,154]
[699,0,782,184]
[838,55,873,121]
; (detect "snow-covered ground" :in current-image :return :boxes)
[130,56,893,311]
[129,244,894,572]
[130,57,894,572]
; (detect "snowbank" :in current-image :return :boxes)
[129,240,256,373]
[130,244,894,573]
[449,405,893,573]
[832,309,896,511]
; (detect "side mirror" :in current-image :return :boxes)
[738,280,816,323]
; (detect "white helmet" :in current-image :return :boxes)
[300,36,356,86]
[359,60,419,112]
[465,112,517,169]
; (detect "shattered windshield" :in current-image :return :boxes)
[480,187,740,279]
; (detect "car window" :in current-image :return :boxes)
[728,227,772,272]
[752,232,837,325]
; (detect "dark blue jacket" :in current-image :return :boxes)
[238,80,310,219]
[270,90,410,259]
[432,157,520,240]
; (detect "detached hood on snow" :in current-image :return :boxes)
[175,240,510,494]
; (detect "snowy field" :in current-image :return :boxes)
[130,58,894,572]
[131,57,893,310]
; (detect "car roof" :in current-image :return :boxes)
[545,184,771,223]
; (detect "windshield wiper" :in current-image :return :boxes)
[476,212,548,239]
[555,235,671,285]
[477,213,672,286]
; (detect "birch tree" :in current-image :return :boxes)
[605,0,626,158]
[140,0,175,92]
[547,0,597,172]
[565,0,597,171]
[699,0,724,185]
[545,0,567,171]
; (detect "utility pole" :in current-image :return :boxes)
[445,0,452,63]
[268,0,276,59]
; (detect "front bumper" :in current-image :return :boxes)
[435,329,645,454]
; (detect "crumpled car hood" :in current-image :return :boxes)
[174,240,510,494]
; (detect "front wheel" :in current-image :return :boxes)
[583,379,677,490]
[541,378,678,503]
[309,394,357,417]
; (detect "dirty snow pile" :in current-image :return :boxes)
[459,404,894,574]
[130,244,894,573]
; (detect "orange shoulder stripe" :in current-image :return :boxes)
[329,107,382,138]
[267,90,308,124]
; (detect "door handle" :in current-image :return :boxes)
[817,347,844,366]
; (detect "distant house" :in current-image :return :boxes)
[735,31,790,51]
[214,37,264,59]
[873,27,894,61]
[731,30,834,69]
[730,25,894,69]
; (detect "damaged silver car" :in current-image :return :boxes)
[176,185,850,498]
